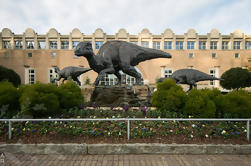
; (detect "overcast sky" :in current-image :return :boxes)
[0,0,251,35]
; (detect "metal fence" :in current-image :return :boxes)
[0,118,250,141]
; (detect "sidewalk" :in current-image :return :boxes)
[1,154,251,166]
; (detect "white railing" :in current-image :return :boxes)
[0,118,250,141]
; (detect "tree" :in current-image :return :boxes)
[0,66,21,87]
[220,67,251,90]
[151,79,187,115]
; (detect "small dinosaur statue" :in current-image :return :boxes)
[54,66,92,86]
[74,41,172,86]
[158,69,222,91]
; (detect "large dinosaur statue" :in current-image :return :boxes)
[158,69,222,91]
[74,41,172,86]
[54,66,92,86]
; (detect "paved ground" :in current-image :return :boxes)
[1,154,251,166]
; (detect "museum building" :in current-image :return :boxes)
[0,28,250,90]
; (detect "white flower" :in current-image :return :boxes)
[170,130,173,133]
[183,127,186,129]
[188,115,192,118]
[202,124,205,127]
[205,134,209,138]
[93,116,96,119]
[23,128,26,131]
[108,132,111,135]
[119,132,121,136]
[54,121,57,124]
[244,129,247,133]
[221,130,226,134]
[190,134,193,138]
[77,116,80,119]
[106,117,109,119]
[192,124,196,128]
[11,128,14,131]
[158,116,161,119]
[112,116,115,118]
[48,117,51,119]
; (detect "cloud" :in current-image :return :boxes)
[0,0,251,35]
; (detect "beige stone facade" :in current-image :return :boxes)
[0,28,250,90]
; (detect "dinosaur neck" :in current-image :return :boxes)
[86,54,101,71]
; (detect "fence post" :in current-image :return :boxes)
[247,120,250,142]
[8,120,11,140]
[127,120,130,141]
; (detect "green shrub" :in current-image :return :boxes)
[183,89,216,118]
[0,66,21,87]
[57,81,84,109]
[221,90,251,118]
[0,81,19,118]
[151,79,187,115]
[19,83,60,118]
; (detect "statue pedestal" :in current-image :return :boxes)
[82,85,153,107]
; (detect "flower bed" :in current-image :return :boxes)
[0,111,249,144]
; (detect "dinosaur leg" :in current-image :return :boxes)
[62,78,66,84]
[187,84,193,92]
[73,77,81,86]
[121,65,142,85]
[94,67,116,86]
[114,71,122,85]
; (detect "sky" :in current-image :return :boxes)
[0,0,251,35]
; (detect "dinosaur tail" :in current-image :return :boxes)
[74,68,92,76]
[133,47,172,65]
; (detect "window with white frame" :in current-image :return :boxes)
[176,41,183,50]
[3,41,11,49]
[245,41,251,49]
[164,41,172,50]
[15,41,23,49]
[51,52,56,58]
[100,74,118,86]
[130,41,138,45]
[233,41,241,50]
[61,41,69,49]
[189,53,194,59]
[95,41,104,49]
[212,53,216,59]
[199,41,206,50]
[235,53,240,58]
[209,69,216,86]
[26,41,34,49]
[49,41,57,49]
[187,41,194,50]
[153,41,160,49]
[48,68,58,83]
[222,41,229,50]
[141,41,149,48]
[25,68,35,84]
[163,69,173,78]
[72,41,80,49]
[38,41,46,49]
[210,41,217,50]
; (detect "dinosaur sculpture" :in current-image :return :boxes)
[74,41,172,86]
[54,66,92,86]
[158,69,222,91]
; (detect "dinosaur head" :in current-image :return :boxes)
[74,42,94,58]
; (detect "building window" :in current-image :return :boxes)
[187,41,194,50]
[38,41,46,49]
[164,41,172,50]
[49,41,57,49]
[48,68,58,83]
[209,69,215,86]
[61,41,69,49]
[3,41,11,49]
[72,41,80,49]
[51,53,56,58]
[235,53,240,58]
[15,41,23,49]
[153,41,160,49]
[25,68,35,84]
[141,41,149,48]
[176,41,183,50]
[212,53,216,59]
[26,41,34,49]
[210,41,217,50]
[100,74,118,86]
[163,69,173,78]
[130,41,138,45]
[95,41,104,49]
[27,53,32,58]
[245,41,251,49]
[189,53,194,59]
[222,41,229,50]
[199,41,206,50]
[233,41,241,50]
